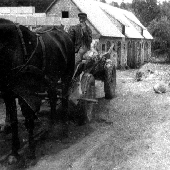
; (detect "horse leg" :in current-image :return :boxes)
[19,98,36,159]
[0,93,11,133]
[3,91,20,164]
[61,83,69,138]
[47,79,69,139]
[5,108,11,127]
[0,106,11,133]
[48,88,57,125]
[1,98,22,134]
[25,118,36,159]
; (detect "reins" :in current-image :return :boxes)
[12,33,39,76]
[9,24,41,88]
[12,24,43,75]
[35,27,54,34]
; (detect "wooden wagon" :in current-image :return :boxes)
[68,44,117,125]
[36,44,117,126]
[0,44,116,133]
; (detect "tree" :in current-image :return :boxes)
[119,2,132,11]
[0,0,54,12]
[17,0,31,6]
[132,0,161,27]
[100,0,106,3]
[110,1,119,7]
[120,2,126,9]
[0,0,18,6]
[148,16,170,57]
[159,1,170,20]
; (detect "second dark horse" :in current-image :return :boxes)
[0,19,75,163]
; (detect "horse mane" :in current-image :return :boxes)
[34,25,64,34]
[0,18,14,25]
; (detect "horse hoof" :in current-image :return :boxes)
[8,155,19,165]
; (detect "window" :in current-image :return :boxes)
[62,11,69,18]
[141,28,143,36]
[122,25,125,35]
[102,44,106,52]
[128,41,131,48]
[117,41,121,48]
[124,43,126,50]
[106,41,111,51]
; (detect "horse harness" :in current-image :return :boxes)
[13,24,69,99]
[15,24,46,72]
[15,24,68,73]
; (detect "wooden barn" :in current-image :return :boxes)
[45,0,153,69]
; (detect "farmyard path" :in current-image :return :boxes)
[2,66,170,170]
[29,68,170,170]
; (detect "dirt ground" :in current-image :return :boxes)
[1,62,170,170]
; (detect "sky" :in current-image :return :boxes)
[106,0,169,4]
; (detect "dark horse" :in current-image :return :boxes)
[0,19,75,163]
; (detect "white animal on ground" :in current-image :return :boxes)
[153,82,170,94]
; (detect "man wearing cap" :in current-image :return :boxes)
[68,12,92,64]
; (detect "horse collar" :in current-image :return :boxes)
[15,24,42,66]
[15,24,46,73]
[13,24,40,75]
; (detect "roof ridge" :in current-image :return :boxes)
[45,0,58,13]
[72,0,124,37]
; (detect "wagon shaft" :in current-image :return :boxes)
[78,98,98,103]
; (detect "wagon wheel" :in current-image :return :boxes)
[76,73,96,126]
[104,62,116,99]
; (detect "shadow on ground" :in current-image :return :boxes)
[0,103,95,170]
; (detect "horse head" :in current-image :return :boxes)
[0,19,37,74]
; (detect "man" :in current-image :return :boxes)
[68,12,92,64]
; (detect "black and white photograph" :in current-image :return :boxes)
[0,0,170,169]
